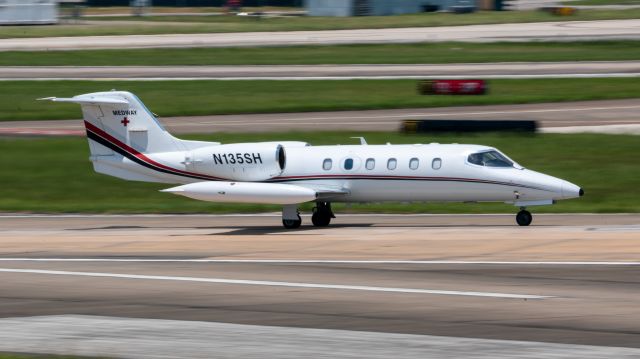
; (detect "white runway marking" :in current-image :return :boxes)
[541,124,640,135]
[0,258,638,265]
[0,268,550,299]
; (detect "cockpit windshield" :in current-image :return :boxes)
[467,150,514,168]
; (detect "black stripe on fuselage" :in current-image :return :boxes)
[86,129,214,181]
[269,177,548,192]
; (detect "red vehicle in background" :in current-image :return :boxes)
[418,79,487,95]
[226,0,242,13]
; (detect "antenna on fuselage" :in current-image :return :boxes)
[350,137,368,145]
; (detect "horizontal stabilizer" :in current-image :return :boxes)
[38,96,129,106]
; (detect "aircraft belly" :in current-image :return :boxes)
[344,180,515,202]
[287,179,518,203]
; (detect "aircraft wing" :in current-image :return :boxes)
[38,96,129,106]
[299,184,350,200]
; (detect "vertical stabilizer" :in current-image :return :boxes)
[45,91,182,155]
[40,91,209,183]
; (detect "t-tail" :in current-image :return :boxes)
[39,91,216,184]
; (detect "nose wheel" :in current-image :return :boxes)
[516,209,533,226]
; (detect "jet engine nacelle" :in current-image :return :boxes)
[188,142,307,181]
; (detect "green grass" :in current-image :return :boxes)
[0,132,638,214]
[3,41,640,66]
[2,9,640,38]
[2,78,640,122]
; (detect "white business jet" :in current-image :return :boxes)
[42,91,583,228]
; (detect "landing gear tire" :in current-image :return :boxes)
[282,216,302,229]
[516,210,533,226]
[311,212,331,227]
[312,202,334,227]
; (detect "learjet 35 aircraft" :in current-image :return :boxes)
[42,91,583,228]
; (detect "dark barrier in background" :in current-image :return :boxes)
[88,0,301,6]
[402,120,538,133]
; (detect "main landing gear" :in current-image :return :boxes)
[311,202,335,227]
[281,202,336,229]
[282,217,302,229]
[282,204,302,229]
[516,208,533,226]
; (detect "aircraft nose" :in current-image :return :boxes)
[561,180,583,199]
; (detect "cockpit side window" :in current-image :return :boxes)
[467,151,514,168]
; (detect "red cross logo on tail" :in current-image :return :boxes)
[121,117,130,127]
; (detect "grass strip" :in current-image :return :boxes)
[1,78,640,122]
[2,41,640,66]
[0,132,637,214]
[2,9,640,38]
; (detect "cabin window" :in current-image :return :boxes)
[387,158,397,170]
[409,158,419,170]
[323,158,332,171]
[365,158,375,170]
[467,151,514,168]
[344,158,354,170]
[432,158,442,170]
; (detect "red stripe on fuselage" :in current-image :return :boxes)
[84,121,223,181]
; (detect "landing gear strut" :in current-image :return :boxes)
[282,204,301,229]
[516,208,533,226]
[312,201,335,227]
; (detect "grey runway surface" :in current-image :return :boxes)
[3,61,640,80]
[0,213,639,358]
[2,99,639,136]
[2,19,640,51]
[2,316,640,359]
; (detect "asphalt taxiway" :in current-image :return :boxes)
[2,99,639,136]
[2,61,639,80]
[2,19,640,51]
[0,214,639,358]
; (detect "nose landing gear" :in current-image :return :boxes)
[516,208,533,226]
